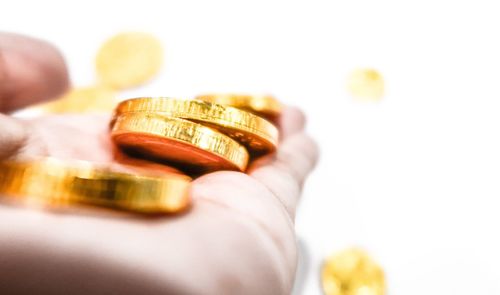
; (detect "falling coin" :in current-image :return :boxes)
[322,248,385,295]
[111,112,249,172]
[347,68,384,102]
[96,32,163,89]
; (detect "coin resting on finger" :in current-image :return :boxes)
[195,93,282,123]
[113,97,279,155]
[5,94,284,214]
[111,112,250,172]
[0,158,192,213]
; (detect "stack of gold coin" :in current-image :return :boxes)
[5,30,284,214]
[0,158,191,213]
[3,93,282,212]
[322,248,386,295]
[110,96,280,173]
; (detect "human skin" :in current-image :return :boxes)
[0,33,319,295]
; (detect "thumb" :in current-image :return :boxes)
[0,114,28,159]
[0,32,69,113]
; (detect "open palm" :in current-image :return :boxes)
[0,33,318,295]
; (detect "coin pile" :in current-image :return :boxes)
[322,248,386,295]
[0,32,283,214]
[0,95,281,213]
[110,96,280,173]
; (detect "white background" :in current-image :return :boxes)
[3,0,500,294]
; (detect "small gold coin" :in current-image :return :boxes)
[0,158,192,213]
[114,97,279,155]
[195,94,282,123]
[322,248,385,295]
[40,86,116,113]
[95,32,163,89]
[111,112,249,172]
[347,69,384,102]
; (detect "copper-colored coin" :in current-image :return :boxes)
[111,112,249,172]
[0,158,192,213]
[195,93,282,123]
[113,97,278,155]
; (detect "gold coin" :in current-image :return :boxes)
[347,69,384,102]
[111,112,249,172]
[39,86,116,113]
[322,248,385,295]
[0,158,192,213]
[95,32,163,89]
[195,94,282,123]
[114,97,278,155]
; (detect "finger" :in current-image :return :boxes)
[0,32,69,113]
[249,132,319,218]
[251,132,319,185]
[0,198,294,294]
[19,114,111,162]
[0,114,29,159]
[279,106,306,139]
[0,114,113,161]
[190,171,297,290]
[189,134,318,289]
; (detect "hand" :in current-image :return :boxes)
[0,33,319,295]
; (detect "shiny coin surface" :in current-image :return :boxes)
[322,248,385,295]
[0,158,192,213]
[96,32,163,89]
[195,94,282,123]
[111,112,249,172]
[114,97,278,155]
[40,86,116,113]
